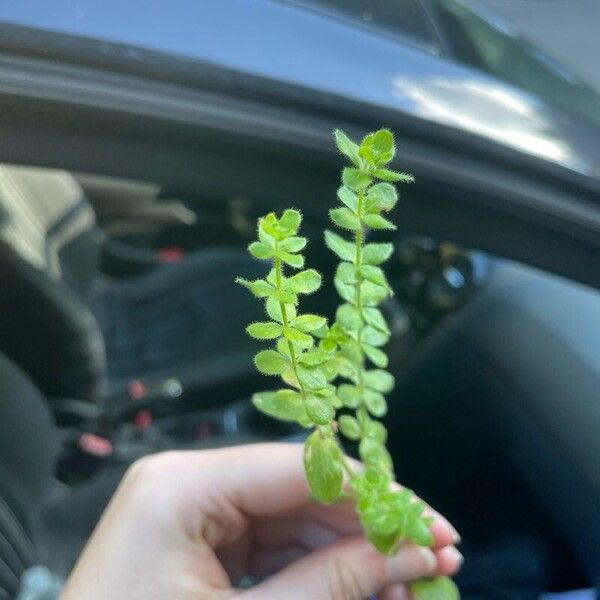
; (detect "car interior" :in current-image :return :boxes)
[0,156,598,599]
[0,1,598,597]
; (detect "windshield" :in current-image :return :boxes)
[295,0,600,128]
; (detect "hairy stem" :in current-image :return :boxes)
[354,190,366,394]
[274,246,309,404]
[340,453,357,479]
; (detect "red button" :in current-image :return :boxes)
[134,410,153,430]
[79,433,113,457]
[127,379,146,401]
[158,246,185,263]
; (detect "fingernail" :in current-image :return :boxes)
[439,514,461,545]
[428,508,461,545]
[449,525,462,545]
[446,546,464,567]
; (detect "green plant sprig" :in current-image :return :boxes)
[238,129,459,599]
[324,129,437,556]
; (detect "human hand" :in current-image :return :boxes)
[61,443,462,600]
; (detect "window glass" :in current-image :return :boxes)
[292,0,441,53]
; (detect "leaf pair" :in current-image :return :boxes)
[325,230,394,266]
[334,128,414,179]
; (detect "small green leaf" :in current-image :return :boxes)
[286,269,321,294]
[330,207,361,231]
[297,365,327,390]
[277,337,291,357]
[336,303,362,330]
[363,242,394,265]
[364,182,398,213]
[254,350,288,375]
[355,407,369,429]
[364,370,395,393]
[284,327,314,349]
[363,213,396,230]
[337,261,358,284]
[252,390,306,422]
[278,251,304,268]
[280,236,307,253]
[306,395,335,425]
[236,277,273,298]
[321,359,340,382]
[359,265,390,289]
[339,340,362,364]
[266,268,277,286]
[259,212,280,240]
[338,415,361,440]
[312,323,329,339]
[342,167,372,191]
[265,297,296,323]
[364,420,387,443]
[281,368,299,389]
[361,325,390,347]
[274,288,297,304]
[339,338,362,365]
[257,226,275,247]
[292,314,327,333]
[304,431,343,504]
[315,383,336,397]
[329,392,342,408]
[298,348,332,366]
[359,437,393,470]
[246,321,282,340]
[372,168,414,183]
[334,279,356,305]
[363,344,388,368]
[278,209,302,236]
[359,129,395,166]
[324,230,355,262]
[337,185,359,212]
[361,280,390,306]
[334,129,361,166]
[366,531,401,556]
[409,577,459,600]
[248,241,274,259]
[358,437,383,463]
[362,307,390,333]
[407,519,434,547]
[337,383,362,408]
[364,389,387,417]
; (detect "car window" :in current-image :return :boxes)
[285,0,441,54]
[429,0,600,128]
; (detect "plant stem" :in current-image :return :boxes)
[341,454,356,479]
[274,247,309,404]
[354,190,365,392]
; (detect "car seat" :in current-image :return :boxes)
[0,352,58,599]
[0,164,263,404]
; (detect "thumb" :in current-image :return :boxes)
[242,534,437,600]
